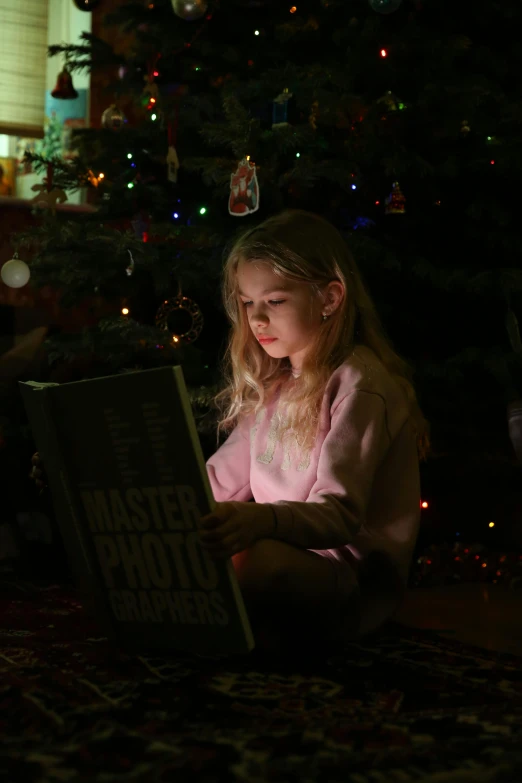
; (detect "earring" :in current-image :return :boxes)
[322,313,328,321]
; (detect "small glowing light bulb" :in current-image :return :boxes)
[127,153,133,159]
[290,5,297,11]
[151,113,157,121]
[488,521,495,528]
[98,173,104,179]
[421,501,428,509]
[351,184,357,190]
[254,29,260,35]
[127,183,134,189]
[199,207,207,215]
[121,307,129,315]
[380,48,387,58]
[296,152,301,157]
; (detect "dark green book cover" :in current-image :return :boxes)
[19,366,255,655]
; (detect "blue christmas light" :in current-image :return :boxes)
[351,216,375,230]
[173,212,179,219]
[351,184,357,190]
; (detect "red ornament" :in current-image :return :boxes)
[228,158,260,217]
[51,66,78,100]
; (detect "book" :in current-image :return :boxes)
[19,366,255,655]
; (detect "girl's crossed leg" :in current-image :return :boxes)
[231,539,361,650]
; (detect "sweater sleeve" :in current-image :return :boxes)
[269,390,390,549]
[206,415,253,502]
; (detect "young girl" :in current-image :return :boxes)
[198,208,430,649]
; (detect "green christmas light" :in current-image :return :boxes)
[128,182,134,189]
[199,207,207,215]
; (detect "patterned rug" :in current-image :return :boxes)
[1,580,522,783]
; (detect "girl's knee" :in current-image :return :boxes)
[232,539,284,595]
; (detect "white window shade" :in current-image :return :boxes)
[0,0,49,138]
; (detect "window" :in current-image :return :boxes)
[0,1,50,138]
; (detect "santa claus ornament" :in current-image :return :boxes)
[228,157,259,217]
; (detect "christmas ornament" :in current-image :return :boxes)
[142,76,159,110]
[378,90,406,112]
[171,0,208,21]
[101,104,126,131]
[166,146,180,183]
[229,157,260,217]
[31,184,68,212]
[272,88,292,128]
[368,0,402,13]
[309,100,319,130]
[385,181,406,215]
[51,66,78,100]
[131,213,150,241]
[155,293,204,344]
[72,0,102,9]
[1,254,30,289]
[125,250,135,277]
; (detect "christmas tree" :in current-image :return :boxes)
[7,0,522,524]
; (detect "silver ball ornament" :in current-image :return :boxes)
[171,0,208,21]
[1,257,31,289]
[101,104,127,131]
[368,0,402,12]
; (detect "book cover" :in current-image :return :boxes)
[20,366,255,655]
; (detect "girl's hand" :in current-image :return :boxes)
[29,452,47,492]
[199,501,274,558]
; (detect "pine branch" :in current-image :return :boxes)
[48,32,123,72]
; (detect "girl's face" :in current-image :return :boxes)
[236,259,324,371]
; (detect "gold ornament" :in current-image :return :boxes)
[155,290,204,344]
[166,146,180,183]
[309,100,319,130]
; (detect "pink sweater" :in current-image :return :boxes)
[206,346,421,634]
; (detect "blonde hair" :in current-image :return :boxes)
[213,209,431,462]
